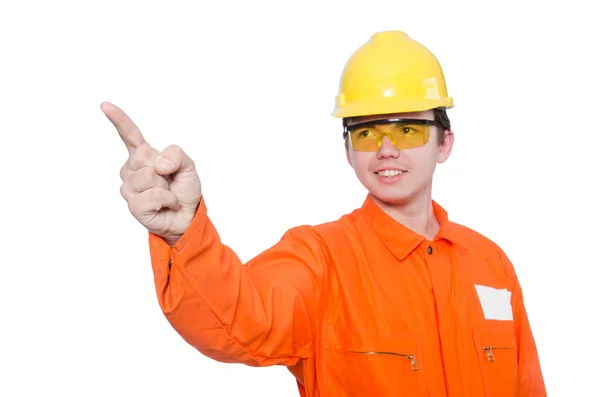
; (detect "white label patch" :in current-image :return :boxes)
[474,284,513,321]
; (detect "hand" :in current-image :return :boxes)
[101,102,202,245]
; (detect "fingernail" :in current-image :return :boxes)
[156,157,173,171]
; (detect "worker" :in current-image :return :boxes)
[103,30,547,396]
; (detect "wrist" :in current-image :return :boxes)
[164,234,182,247]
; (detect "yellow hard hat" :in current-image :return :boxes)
[332,31,453,118]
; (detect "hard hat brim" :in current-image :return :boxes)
[332,97,454,119]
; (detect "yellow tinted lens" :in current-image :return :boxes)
[349,122,430,151]
[349,127,381,151]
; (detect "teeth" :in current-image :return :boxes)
[377,170,403,177]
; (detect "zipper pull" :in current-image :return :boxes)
[408,355,418,371]
[483,346,495,362]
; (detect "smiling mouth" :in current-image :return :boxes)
[375,170,405,177]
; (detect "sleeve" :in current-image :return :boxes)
[147,196,328,368]
[499,250,547,396]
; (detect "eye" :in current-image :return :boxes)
[357,129,375,138]
[402,127,415,134]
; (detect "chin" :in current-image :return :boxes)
[359,179,412,204]
[368,179,427,207]
[355,172,425,205]
[369,189,414,205]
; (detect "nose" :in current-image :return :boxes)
[377,134,399,159]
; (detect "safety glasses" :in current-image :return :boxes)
[345,118,435,151]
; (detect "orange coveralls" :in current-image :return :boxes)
[148,195,547,396]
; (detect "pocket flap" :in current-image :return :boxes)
[320,325,426,396]
[477,331,517,349]
[474,321,518,350]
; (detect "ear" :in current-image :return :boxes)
[437,129,454,164]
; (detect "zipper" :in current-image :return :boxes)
[344,350,419,371]
[483,346,514,362]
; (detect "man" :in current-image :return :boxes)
[103,30,546,396]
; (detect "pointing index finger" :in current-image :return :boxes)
[101,101,146,152]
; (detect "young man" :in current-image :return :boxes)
[104,30,546,396]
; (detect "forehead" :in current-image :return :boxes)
[346,110,434,127]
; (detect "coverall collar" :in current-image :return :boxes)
[357,194,462,261]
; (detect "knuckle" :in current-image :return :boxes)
[119,163,129,181]
[129,167,166,192]
[143,144,158,158]
[125,168,135,184]
[131,166,151,183]
[131,145,155,169]
[127,195,139,214]
[148,188,164,210]
[148,187,162,201]
[134,149,147,164]
[120,183,128,199]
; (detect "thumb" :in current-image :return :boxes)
[153,144,195,176]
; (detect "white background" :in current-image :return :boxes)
[1,0,598,395]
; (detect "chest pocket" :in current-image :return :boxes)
[321,326,425,397]
[474,326,519,397]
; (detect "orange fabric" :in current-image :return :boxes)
[148,195,546,396]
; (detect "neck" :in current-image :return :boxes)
[370,189,440,241]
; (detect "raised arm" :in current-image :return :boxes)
[103,101,327,369]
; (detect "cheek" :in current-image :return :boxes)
[348,152,376,178]
[407,149,438,176]
[349,151,371,170]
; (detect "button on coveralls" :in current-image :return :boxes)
[148,195,547,396]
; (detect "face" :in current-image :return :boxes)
[345,110,454,206]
